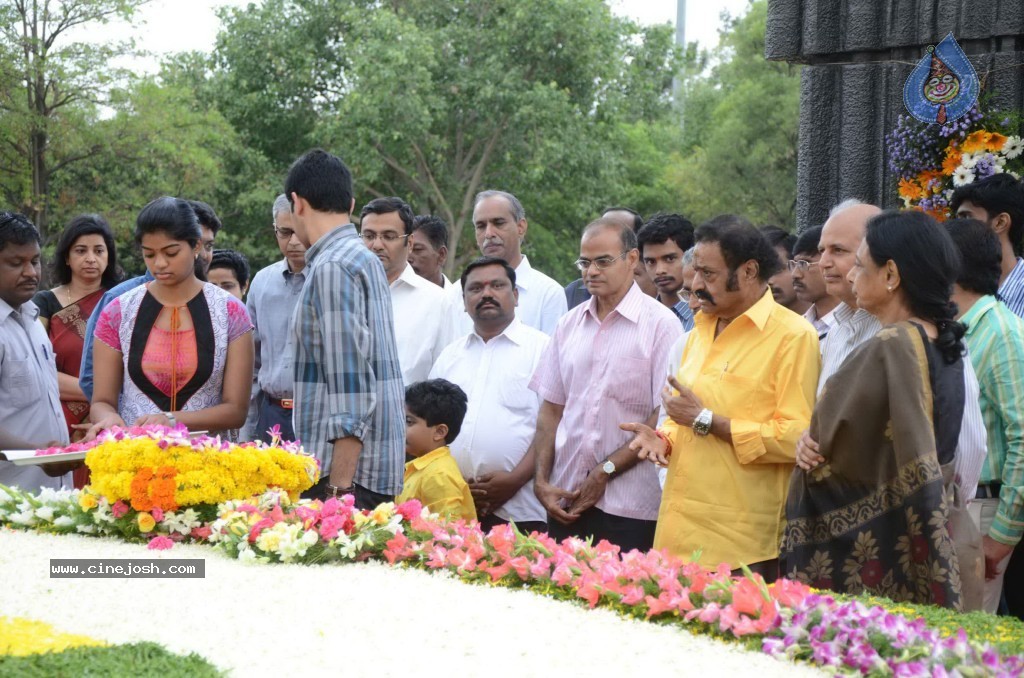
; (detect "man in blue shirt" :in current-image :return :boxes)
[79,200,221,401]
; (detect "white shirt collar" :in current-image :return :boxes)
[392,263,432,291]
[514,256,533,291]
[0,297,37,323]
[468,316,528,347]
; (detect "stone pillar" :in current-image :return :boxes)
[765,0,1024,229]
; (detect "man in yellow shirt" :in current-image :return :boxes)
[397,379,477,521]
[624,215,819,580]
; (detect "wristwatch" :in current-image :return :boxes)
[692,408,713,437]
[164,411,178,428]
[601,459,616,477]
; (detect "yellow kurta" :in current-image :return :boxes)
[396,446,477,522]
[656,290,820,569]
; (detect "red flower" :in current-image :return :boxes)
[732,577,767,617]
[860,559,884,587]
[190,526,212,540]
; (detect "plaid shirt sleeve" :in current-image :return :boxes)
[989,343,1024,545]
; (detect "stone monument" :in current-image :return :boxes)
[765,0,1024,229]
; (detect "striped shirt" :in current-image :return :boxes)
[817,303,881,396]
[292,224,405,496]
[530,282,683,520]
[672,300,695,331]
[961,295,1024,545]
[1000,257,1024,319]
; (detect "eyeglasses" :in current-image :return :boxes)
[787,259,820,273]
[574,252,629,272]
[360,231,411,244]
[274,227,296,240]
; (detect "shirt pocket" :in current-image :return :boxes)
[607,356,655,408]
[500,371,539,414]
[1,356,42,402]
[711,371,771,420]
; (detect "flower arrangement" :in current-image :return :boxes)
[886,104,1024,220]
[2,484,1023,675]
[84,425,319,511]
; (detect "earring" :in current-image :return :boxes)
[887,285,893,292]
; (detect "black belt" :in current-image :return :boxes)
[976,482,1002,499]
[266,395,293,410]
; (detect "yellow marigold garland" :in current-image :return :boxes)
[86,436,318,507]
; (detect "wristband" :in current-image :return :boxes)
[327,483,356,498]
[654,429,672,456]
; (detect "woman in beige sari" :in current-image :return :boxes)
[782,211,967,610]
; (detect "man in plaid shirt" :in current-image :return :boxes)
[284,149,405,509]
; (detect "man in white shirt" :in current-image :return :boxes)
[448,190,566,335]
[409,215,451,289]
[0,213,70,491]
[430,256,549,533]
[360,197,453,386]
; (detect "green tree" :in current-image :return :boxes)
[667,0,800,228]
[0,0,148,240]
[209,0,686,281]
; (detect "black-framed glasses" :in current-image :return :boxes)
[787,259,820,273]
[274,226,296,240]
[360,231,411,244]
[574,251,628,272]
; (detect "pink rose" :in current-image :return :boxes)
[147,535,174,550]
[111,501,129,519]
[151,507,164,522]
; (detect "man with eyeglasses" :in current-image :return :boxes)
[450,190,567,335]
[241,194,307,443]
[531,218,682,552]
[762,225,810,316]
[79,199,222,402]
[361,197,453,386]
[788,225,838,339]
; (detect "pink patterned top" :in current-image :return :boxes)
[94,284,252,423]
[141,326,198,397]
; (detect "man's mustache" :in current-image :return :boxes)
[694,289,715,304]
[476,297,500,311]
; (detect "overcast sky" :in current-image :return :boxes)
[88,0,753,74]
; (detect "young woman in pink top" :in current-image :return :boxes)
[87,197,254,436]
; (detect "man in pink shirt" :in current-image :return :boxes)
[530,218,682,552]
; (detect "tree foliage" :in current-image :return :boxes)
[667,0,801,228]
[0,0,799,283]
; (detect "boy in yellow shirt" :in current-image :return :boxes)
[396,379,477,521]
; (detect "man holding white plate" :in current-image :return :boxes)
[0,212,70,491]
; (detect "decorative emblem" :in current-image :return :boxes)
[903,33,979,124]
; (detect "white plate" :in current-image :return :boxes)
[2,449,88,466]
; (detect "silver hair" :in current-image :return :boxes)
[682,246,695,266]
[474,190,525,222]
[272,194,291,220]
[828,198,866,219]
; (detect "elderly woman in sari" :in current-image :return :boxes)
[33,215,122,445]
[782,210,969,610]
[87,197,253,436]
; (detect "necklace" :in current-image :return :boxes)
[63,285,74,306]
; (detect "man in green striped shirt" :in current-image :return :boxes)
[947,219,1024,613]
